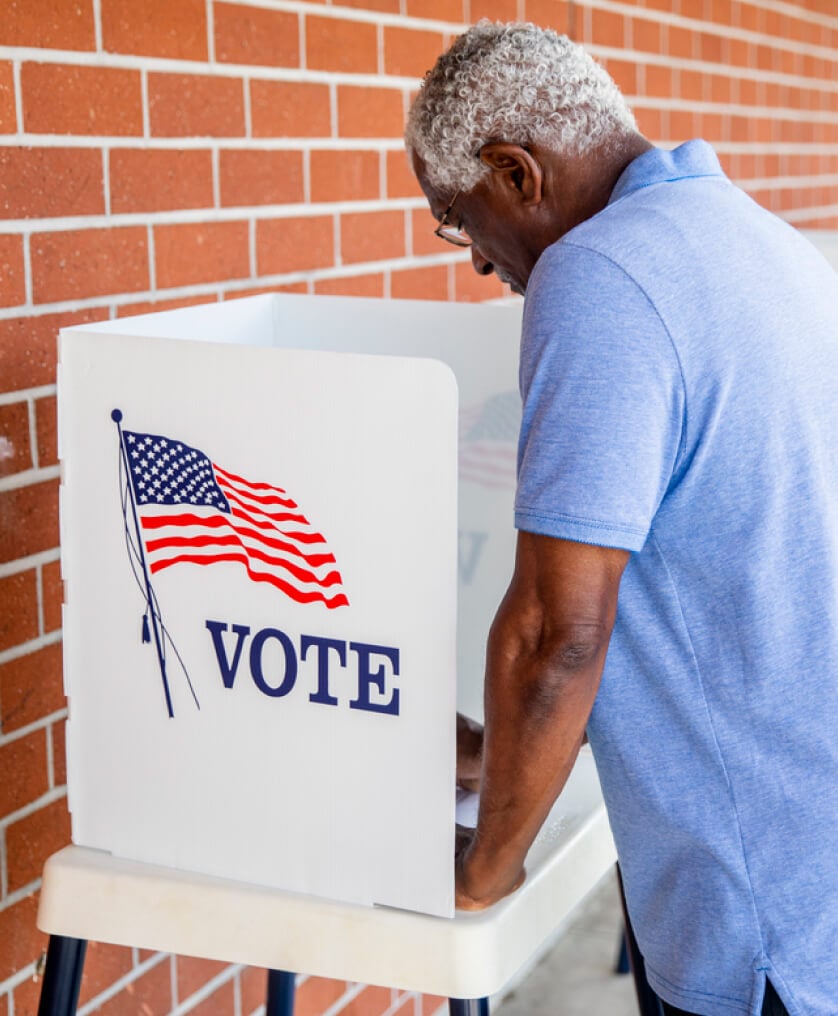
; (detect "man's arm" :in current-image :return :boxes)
[456,531,629,910]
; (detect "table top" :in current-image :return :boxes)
[38,749,615,999]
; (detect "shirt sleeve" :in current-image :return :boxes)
[515,241,685,552]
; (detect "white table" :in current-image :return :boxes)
[36,751,621,1015]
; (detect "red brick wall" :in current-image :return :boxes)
[1,1,836,1014]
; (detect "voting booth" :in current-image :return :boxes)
[58,294,524,919]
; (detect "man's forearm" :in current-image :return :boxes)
[455,532,628,910]
[456,616,609,907]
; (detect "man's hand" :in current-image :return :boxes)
[456,713,483,792]
[454,824,525,910]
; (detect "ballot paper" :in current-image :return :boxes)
[456,787,480,828]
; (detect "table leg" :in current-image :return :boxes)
[449,998,489,1015]
[266,969,296,1016]
[37,935,87,1016]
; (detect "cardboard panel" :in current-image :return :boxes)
[59,294,522,916]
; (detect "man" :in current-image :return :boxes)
[406,22,838,1016]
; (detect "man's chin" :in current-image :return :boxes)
[495,270,526,296]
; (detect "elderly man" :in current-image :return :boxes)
[406,22,838,1016]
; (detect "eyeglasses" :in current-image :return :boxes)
[434,190,473,248]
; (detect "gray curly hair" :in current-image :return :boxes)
[405,21,638,193]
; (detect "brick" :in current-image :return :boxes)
[668,25,694,60]
[709,74,731,104]
[110,149,214,214]
[75,942,135,1008]
[148,73,245,138]
[634,106,664,141]
[406,0,462,19]
[632,18,662,54]
[0,308,108,393]
[185,978,235,1016]
[0,893,43,982]
[240,967,268,1016]
[670,110,698,141]
[591,8,624,48]
[214,3,299,67]
[679,70,705,103]
[0,643,64,733]
[94,957,171,1016]
[0,570,38,651]
[257,216,334,276]
[384,27,446,78]
[6,797,71,892]
[251,80,331,138]
[0,401,31,476]
[524,0,570,33]
[154,221,249,290]
[728,39,750,68]
[470,0,518,20]
[52,716,66,785]
[101,0,208,60]
[314,274,385,298]
[605,60,637,97]
[700,31,725,64]
[13,974,43,1016]
[41,558,61,631]
[387,150,422,200]
[0,234,25,309]
[679,0,705,19]
[453,259,504,302]
[117,295,216,318]
[391,265,448,301]
[421,995,447,1015]
[339,0,400,10]
[338,87,404,139]
[219,149,305,207]
[0,0,95,50]
[699,113,725,142]
[21,64,142,137]
[176,955,230,1000]
[310,150,379,203]
[410,208,444,257]
[644,64,673,99]
[306,16,378,74]
[340,210,405,265]
[0,148,104,221]
[0,61,14,134]
[31,227,148,304]
[0,480,59,564]
[709,0,733,24]
[340,985,393,1015]
[738,78,759,107]
[0,728,49,819]
[295,977,346,1016]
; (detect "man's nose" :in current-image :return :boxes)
[471,246,494,276]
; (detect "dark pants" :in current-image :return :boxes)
[661,980,788,1016]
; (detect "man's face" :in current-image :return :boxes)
[413,154,533,296]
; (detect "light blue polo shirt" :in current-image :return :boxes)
[516,141,838,1016]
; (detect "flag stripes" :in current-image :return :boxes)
[123,428,349,609]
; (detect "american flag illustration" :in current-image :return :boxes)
[459,391,520,490]
[122,428,349,610]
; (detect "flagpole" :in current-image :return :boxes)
[112,409,175,718]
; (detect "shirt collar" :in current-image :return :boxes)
[608,139,725,206]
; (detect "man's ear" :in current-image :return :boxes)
[479,143,543,205]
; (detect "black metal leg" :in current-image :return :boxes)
[449,998,489,1016]
[266,969,296,1016]
[615,928,631,974]
[37,935,87,1016]
[616,866,663,1016]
